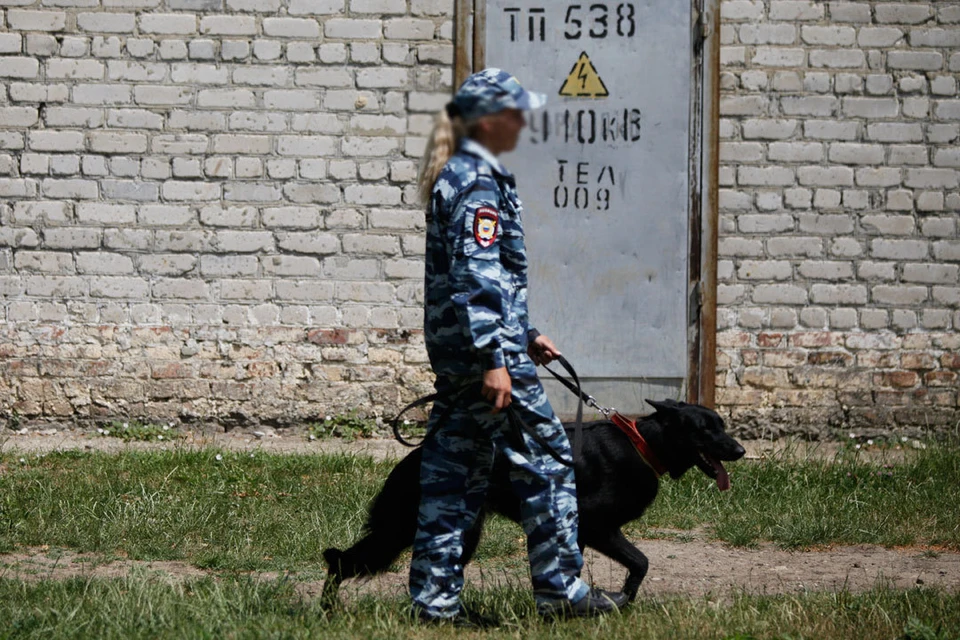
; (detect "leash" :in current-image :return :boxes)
[390,355,588,467]
[542,360,666,477]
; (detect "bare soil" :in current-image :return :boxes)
[2,430,955,601]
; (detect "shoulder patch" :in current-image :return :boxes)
[473,207,499,248]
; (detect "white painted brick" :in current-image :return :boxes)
[222,40,250,60]
[7,10,67,31]
[263,17,321,38]
[801,26,855,46]
[139,14,197,35]
[288,0,344,14]
[199,16,257,35]
[287,42,316,63]
[344,184,401,205]
[905,168,959,189]
[384,18,434,40]
[325,19,382,39]
[0,106,39,127]
[865,74,894,96]
[76,202,136,224]
[283,183,341,204]
[809,49,865,69]
[797,166,853,187]
[857,27,904,48]
[769,237,822,257]
[875,3,934,25]
[841,98,898,119]
[767,142,823,162]
[77,252,135,274]
[0,58,40,79]
[318,43,347,63]
[855,168,901,187]
[738,23,795,45]
[752,47,805,67]
[161,181,221,201]
[903,264,958,285]
[296,68,354,87]
[872,285,928,306]
[107,108,164,130]
[738,166,795,186]
[828,2,870,23]
[885,146,926,167]
[356,67,410,89]
[934,100,960,120]
[197,89,255,108]
[888,52,943,72]
[752,284,808,305]
[77,12,135,33]
[342,136,398,156]
[233,66,291,87]
[73,84,132,105]
[253,40,283,60]
[351,0,405,13]
[866,123,923,143]
[278,135,336,156]
[226,0,280,10]
[291,113,343,133]
[230,111,286,132]
[89,131,148,154]
[29,131,84,152]
[780,96,837,116]
[828,143,884,165]
[811,284,867,304]
[171,63,229,84]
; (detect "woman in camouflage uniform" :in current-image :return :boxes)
[410,69,627,625]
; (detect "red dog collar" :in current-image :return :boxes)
[610,412,667,477]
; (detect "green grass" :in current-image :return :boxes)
[0,442,958,573]
[0,577,957,640]
[634,442,960,549]
[1,443,958,638]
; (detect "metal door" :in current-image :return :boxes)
[457,0,719,416]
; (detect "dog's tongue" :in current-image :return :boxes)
[705,454,730,491]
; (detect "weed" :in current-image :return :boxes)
[306,410,379,441]
[101,419,181,443]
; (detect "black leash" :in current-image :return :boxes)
[390,355,588,467]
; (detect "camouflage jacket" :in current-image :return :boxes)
[424,138,536,378]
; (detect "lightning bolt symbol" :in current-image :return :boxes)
[577,62,589,90]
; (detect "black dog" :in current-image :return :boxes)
[322,399,745,603]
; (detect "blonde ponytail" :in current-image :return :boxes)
[418,108,470,207]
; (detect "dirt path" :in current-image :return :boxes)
[3,539,957,601]
[2,431,950,600]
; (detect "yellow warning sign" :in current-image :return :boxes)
[559,52,609,98]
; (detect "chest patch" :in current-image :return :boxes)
[473,207,499,248]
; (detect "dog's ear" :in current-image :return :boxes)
[645,398,684,413]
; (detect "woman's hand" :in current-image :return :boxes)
[482,367,512,413]
[528,335,561,366]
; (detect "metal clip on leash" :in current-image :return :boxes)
[584,393,614,419]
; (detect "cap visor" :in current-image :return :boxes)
[516,90,547,111]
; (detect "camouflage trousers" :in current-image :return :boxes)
[409,352,590,618]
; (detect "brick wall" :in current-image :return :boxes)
[0,0,450,426]
[716,0,959,436]
[0,0,958,435]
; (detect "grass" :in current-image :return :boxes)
[0,442,958,637]
[0,442,958,573]
[0,577,957,639]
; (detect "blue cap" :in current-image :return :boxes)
[448,68,547,121]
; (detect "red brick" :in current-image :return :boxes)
[763,350,807,367]
[942,353,960,370]
[902,352,937,370]
[151,363,193,379]
[758,332,784,347]
[807,351,854,367]
[741,349,761,366]
[790,332,842,348]
[307,328,349,345]
[925,371,958,387]
[873,371,919,389]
